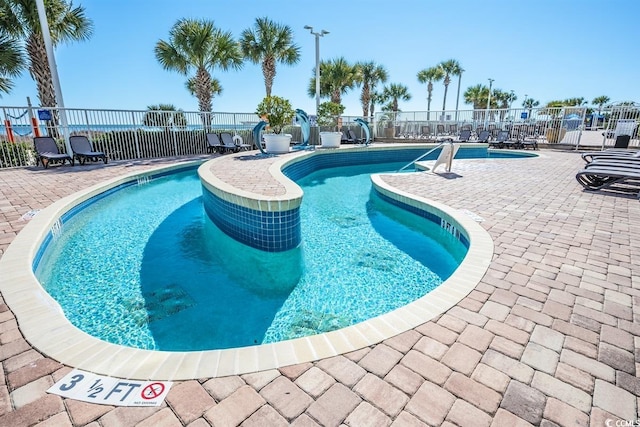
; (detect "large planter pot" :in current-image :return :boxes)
[545,128,567,143]
[263,133,292,153]
[320,131,342,148]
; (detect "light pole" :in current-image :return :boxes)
[304,25,329,119]
[485,78,494,126]
[524,94,528,120]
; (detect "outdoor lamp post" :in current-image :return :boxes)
[304,25,329,118]
[509,90,515,112]
[486,78,494,126]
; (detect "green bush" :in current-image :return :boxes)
[0,141,35,168]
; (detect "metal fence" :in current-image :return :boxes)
[1,103,638,168]
[372,106,589,147]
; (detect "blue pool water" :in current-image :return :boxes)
[36,163,467,351]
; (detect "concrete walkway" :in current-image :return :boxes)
[0,148,639,426]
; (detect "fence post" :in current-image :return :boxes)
[131,111,141,159]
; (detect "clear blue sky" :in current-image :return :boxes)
[2,0,639,115]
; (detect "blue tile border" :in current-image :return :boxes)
[200,147,488,252]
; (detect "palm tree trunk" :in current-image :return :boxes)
[262,56,275,97]
[442,83,449,115]
[427,82,433,121]
[195,67,213,113]
[27,35,60,137]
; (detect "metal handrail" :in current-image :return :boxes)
[397,140,452,172]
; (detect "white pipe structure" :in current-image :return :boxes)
[304,26,329,118]
[35,0,72,155]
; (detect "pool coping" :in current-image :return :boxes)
[0,147,494,380]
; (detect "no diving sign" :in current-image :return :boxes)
[48,369,172,407]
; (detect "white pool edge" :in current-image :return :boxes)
[0,159,493,381]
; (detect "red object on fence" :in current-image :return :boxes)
[31,117,40,137]
[4,120,15,143]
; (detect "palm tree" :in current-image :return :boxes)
[438,59,463,114]
[355,61,387,118]
[491,89,510,121]
[381,83,411,113]
[185,76,223,100]
[155,18,243,113]
[523,97,540,119]
[239,17,300,97]
[592,95,610,115]
[416,66,444,120]
[0,33,25,95]
[463,84,489,120]
[307,57,358,104]
[369,90,385,121]
[142,104,187,130]
[0,0,93,107]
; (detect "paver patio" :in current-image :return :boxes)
[0,147,638,426]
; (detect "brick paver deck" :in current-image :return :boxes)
[1,148,639,426]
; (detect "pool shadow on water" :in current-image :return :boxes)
[365,191,466,280]
[139,198,302,351]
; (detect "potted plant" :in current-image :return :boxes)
[255,96,295,153]
[317,101,345,148]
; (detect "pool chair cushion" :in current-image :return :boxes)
[33,136,74,169]
[69,136,108,165]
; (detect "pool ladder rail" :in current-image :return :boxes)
[397,140,456,172]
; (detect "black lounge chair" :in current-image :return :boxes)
[582,149,640,163]
[576,165,640,197]
[206,133,223,153]
[488,130,509,148]
[221,132,251,151]
[69,136,107,165]
[454,129,471,142]
[341,130,354,144]
[219,132,241,153]
[347,129,363,144]
[33,136,74,168]
[475,130,490,143]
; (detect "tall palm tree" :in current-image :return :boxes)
[239,17,300,97]
[0,0,93,107]
[307,57,358,104]
[381,83,411,113]
[592,95,610,115]
[369,90,385,121]
[0,33,25,95]
[142,104,187,130]
[185,76,223,100]
[463,84,488,120]
[416,66,444,120]
[438,59,463,114]
[355,61,387,118]
[523,97,540,119]
[155,18,243,113]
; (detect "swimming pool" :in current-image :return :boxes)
[0,145,499,379]
[35,161,466,351]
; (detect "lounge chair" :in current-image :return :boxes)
[347,129,362,144]
[221,132,251,151]
[33,136,74,168]
[206,133,223,153]
[454,129,471,142]
[219,132,241,153]
[476,130,490,143]
[576,165,640,197]
[69,135,107,165]
[489,130,509,149]
[341,130,354,144]
[582,149,640,163]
